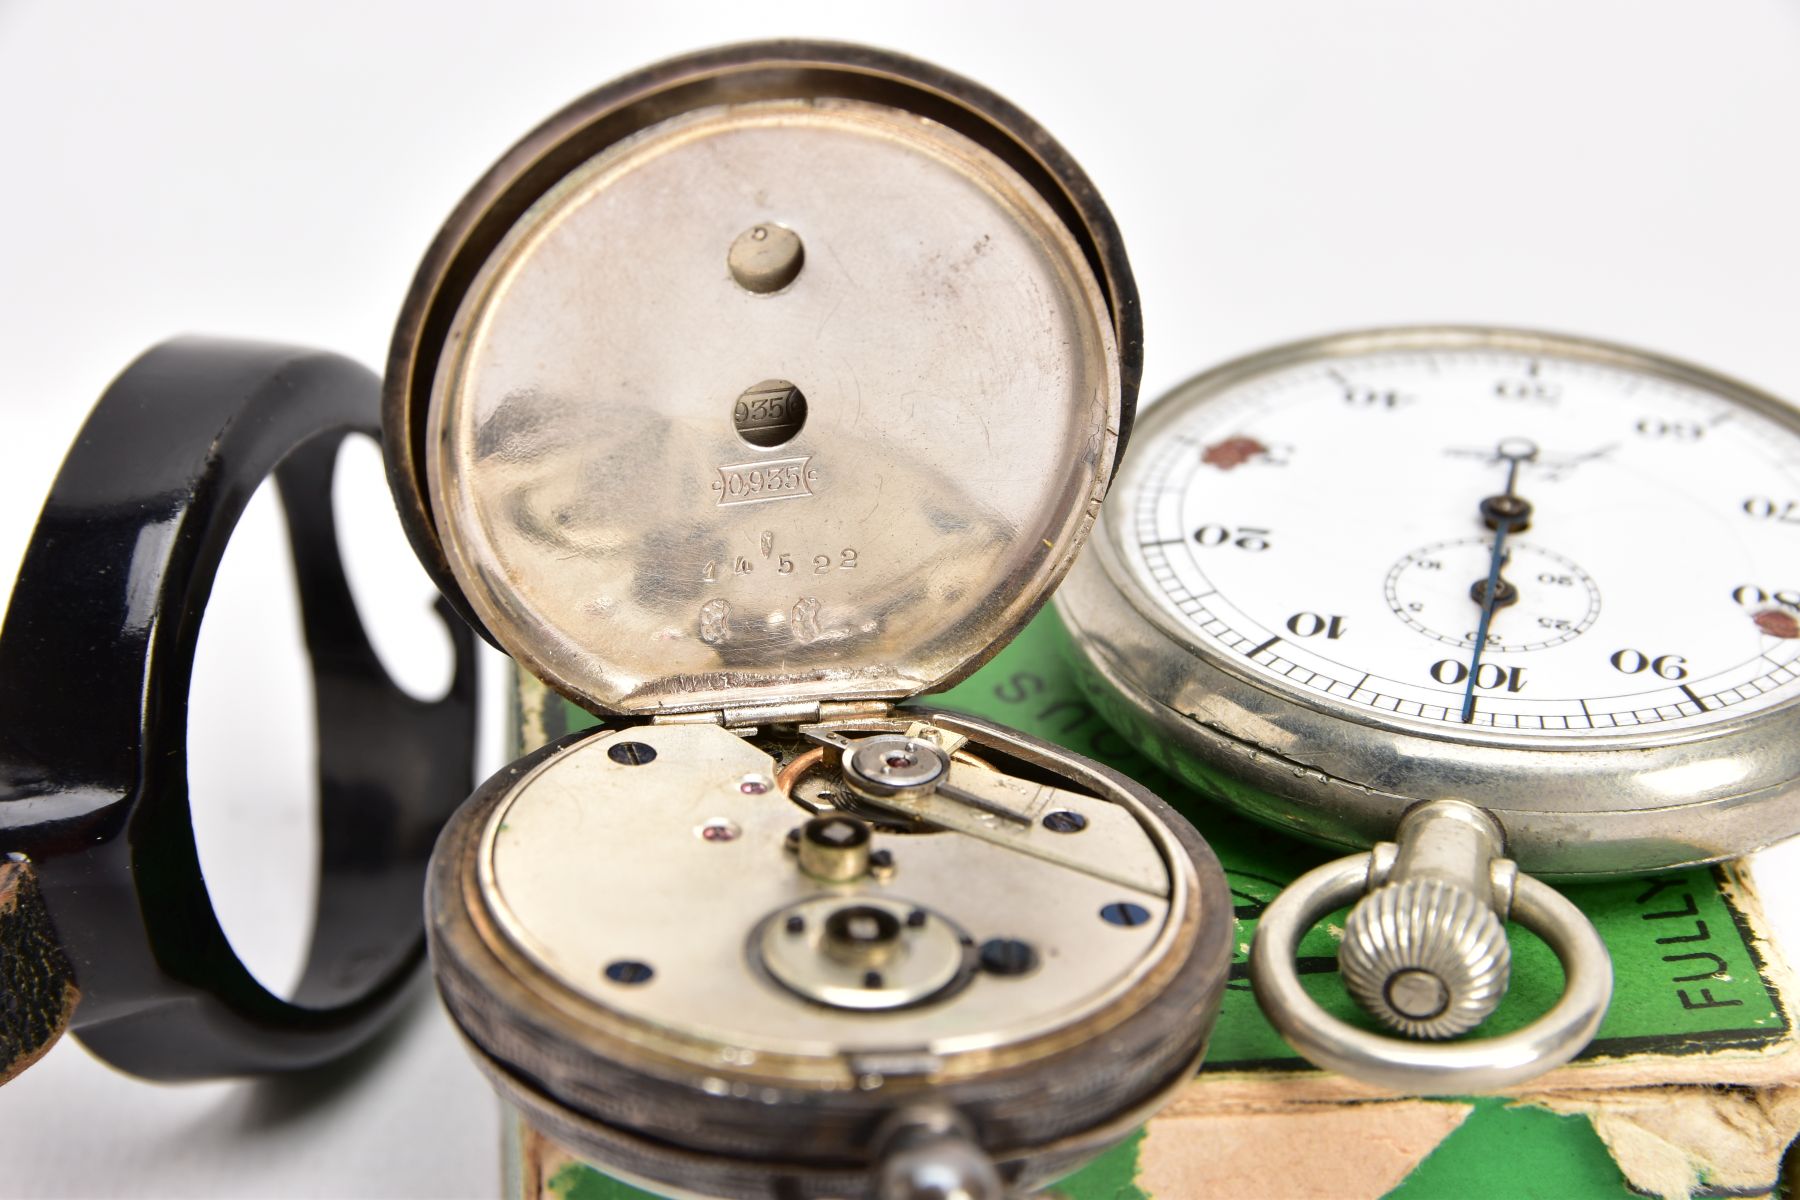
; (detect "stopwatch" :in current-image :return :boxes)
[382,41,1233,1199]
[1056,325,1800,1092]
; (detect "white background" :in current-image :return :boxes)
[2,2,1799,1196]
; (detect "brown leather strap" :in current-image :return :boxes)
[0,858,78,1084]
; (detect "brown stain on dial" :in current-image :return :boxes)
[1201,436,1268,470]
[1754,608,1800,639]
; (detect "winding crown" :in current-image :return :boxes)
[1339,877,1511,1039]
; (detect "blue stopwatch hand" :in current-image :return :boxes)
[1460,439,1538,723]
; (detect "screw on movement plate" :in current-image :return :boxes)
[978,938,1038,977]
[1099,902,1151,927]
[604,960,654,985]
[607,741,657,766]
[1041,810,1087,833]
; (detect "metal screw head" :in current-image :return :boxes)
[1042,810,1087,833]
[604,960,654,985]
[728,223,805,294]
[607,741,657,766]
[977,937,1038,977]
[1099,902,1151,927]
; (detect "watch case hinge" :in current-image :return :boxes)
[653,698,893,732]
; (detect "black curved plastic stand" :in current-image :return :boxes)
[0,338,476,1080]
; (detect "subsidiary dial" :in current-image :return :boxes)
[1385,538,1601,652]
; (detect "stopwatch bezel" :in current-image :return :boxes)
[1058,325,1800,876]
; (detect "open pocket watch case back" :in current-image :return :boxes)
[380,42,1233,1200]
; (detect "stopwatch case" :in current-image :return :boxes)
[379,40,1234,1200]
[1056,327,1800,881]
[383,39,1143,715]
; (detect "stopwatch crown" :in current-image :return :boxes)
[1340,876,1512,1039]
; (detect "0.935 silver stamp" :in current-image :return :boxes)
[713,456,818,506]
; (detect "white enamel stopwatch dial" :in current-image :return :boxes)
[1060,327,1800,879]
[1058,327,1800,1090]
[1123,343,1799,740]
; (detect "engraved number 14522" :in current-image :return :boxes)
[703,541,859,582]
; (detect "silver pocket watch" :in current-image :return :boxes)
[1057,325,1800,1092]
[380,42,1235,1199]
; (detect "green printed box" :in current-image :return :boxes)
[511,610,1800,1200]
[936,615,1790,1073]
